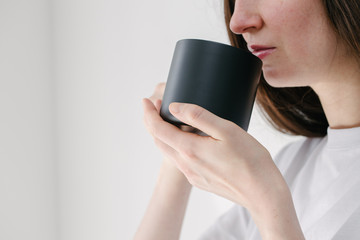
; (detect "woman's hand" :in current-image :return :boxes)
[143,98,283,207]
[135,83,193,240]
[147,82,166,113]
[142,99,304,239]
[144,83,197,171]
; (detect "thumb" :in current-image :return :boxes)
[169,102,232,140]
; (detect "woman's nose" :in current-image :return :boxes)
[229,1,263,34]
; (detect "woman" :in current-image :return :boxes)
[135,0,360,239]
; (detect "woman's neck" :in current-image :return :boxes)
[312,67,360,129]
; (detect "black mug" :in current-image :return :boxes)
[160,39,262,132]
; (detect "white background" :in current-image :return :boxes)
[0,0,299,239]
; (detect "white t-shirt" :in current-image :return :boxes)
[199,127,360,240]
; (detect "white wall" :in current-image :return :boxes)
[0,1,57,240]
[0,1,298,240]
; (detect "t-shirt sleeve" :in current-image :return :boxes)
[197,204,252,240]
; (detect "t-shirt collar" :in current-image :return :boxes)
[326,126,360,150]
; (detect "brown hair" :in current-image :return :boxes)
[224,0,360,137]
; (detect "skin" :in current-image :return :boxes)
[230,0,360,129]
[134,84,193,240]
[231,0,342,88]
[135,0,360,239]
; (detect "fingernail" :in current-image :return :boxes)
[169,102,181,114]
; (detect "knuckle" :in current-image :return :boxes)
[181,146,197,160]
[188,106,204,122]
[221,120,238,139]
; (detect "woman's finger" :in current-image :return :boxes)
[169,102,236,140]
[154,99,162,113]
[142,98,204,156]
[148,82,166,102]
[153,137,178,160]
[152,137,193,176]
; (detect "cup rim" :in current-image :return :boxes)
[177,38,261,63]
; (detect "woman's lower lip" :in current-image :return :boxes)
[253,48,276,60]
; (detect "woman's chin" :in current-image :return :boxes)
[263,70,307,88]
[263,72,289,88]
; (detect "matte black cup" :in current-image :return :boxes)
[160,39,262,132]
